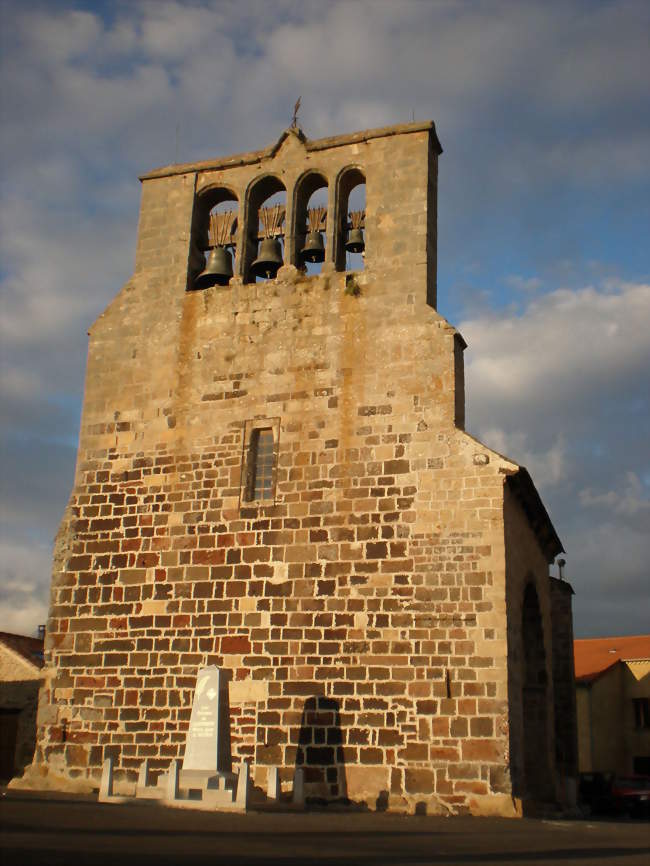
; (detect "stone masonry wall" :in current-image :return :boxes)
[33,123,561,815]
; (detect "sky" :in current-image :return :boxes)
[0,0,648,639]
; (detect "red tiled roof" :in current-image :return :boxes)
[0,631,44,669]
[574,635,650,683]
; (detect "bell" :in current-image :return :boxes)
[300,230,325,264]
[194,246,232,289]
[251,237,283,279]
[345,227,365,254]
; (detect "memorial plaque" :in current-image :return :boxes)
[182,666,232,776]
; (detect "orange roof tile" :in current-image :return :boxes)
[574,635,650,682]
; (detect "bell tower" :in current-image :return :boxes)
[134,120,442,307]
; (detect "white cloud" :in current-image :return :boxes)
[462,281,650,415]
[570,519,649,600]
[0,539,51,634]
[479,428,566,490]
[506,275,543,293]
[0,600,49,638]
[19,8,103,64]
[461,278,650,635]
[139,1,226,60]
[0,187,136,324]
[580,472,650,517]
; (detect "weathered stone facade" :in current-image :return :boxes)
[31,121,577,814]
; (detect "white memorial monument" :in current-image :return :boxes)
[99,663,299,811]
[134,665,248,811]
[181,666,236,790]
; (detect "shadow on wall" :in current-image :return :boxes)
[0,681,41,781]
[296,696,348,803]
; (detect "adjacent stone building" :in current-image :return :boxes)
[0,631,44,780]
[575,635,650,777]
[29,121,577,814]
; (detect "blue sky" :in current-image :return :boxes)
[0,0,648,637]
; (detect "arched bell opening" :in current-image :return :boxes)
[521,581,554,803]
[243,175,286,283]
[293,171,328,276]
[188,187,238,291]
[335,167,366,273]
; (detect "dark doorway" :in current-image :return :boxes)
[0,709,20,780]
[296,696,348,803]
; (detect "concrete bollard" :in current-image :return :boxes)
[98,757,114,801]
[137,759,150,790]
[236,762,249,809]
[268,766,279,801]
[293,767,304,806]
[166,759,180,802]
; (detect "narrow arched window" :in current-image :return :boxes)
[294,172,328,276]
[188,188,238,291]
[336,168,366,273]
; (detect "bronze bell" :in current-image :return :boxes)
[345,227,365,254]
[251,237,283,279]
[195,246,233,289]
[300,230,325,264]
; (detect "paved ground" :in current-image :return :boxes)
[1,789,649,866]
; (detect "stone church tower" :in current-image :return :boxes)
[31,121,577,814]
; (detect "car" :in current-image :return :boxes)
[611,775,650,818]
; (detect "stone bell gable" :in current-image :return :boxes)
[30,121,577,815]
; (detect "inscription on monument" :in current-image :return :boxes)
[182,666,232,775]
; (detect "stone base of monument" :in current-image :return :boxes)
[177,767,240,809]
[99,668,305,813]
[133,759,250,812]
[133,758,166,801]
[179,768,237,793]
[98,756,304,813]
[97,757,129,804]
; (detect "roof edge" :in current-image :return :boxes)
[0,631,44,670]
[549,575,575,595]
[139,120,441,182]
[506,467,564,563]
[575,634,650,642]
[575,659,620,684]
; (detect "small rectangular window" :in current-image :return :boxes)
[250,428,274,501]
[240,418,280,506]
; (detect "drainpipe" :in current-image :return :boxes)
[588,684,595,772]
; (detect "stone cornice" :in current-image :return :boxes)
[139,121,442,182]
